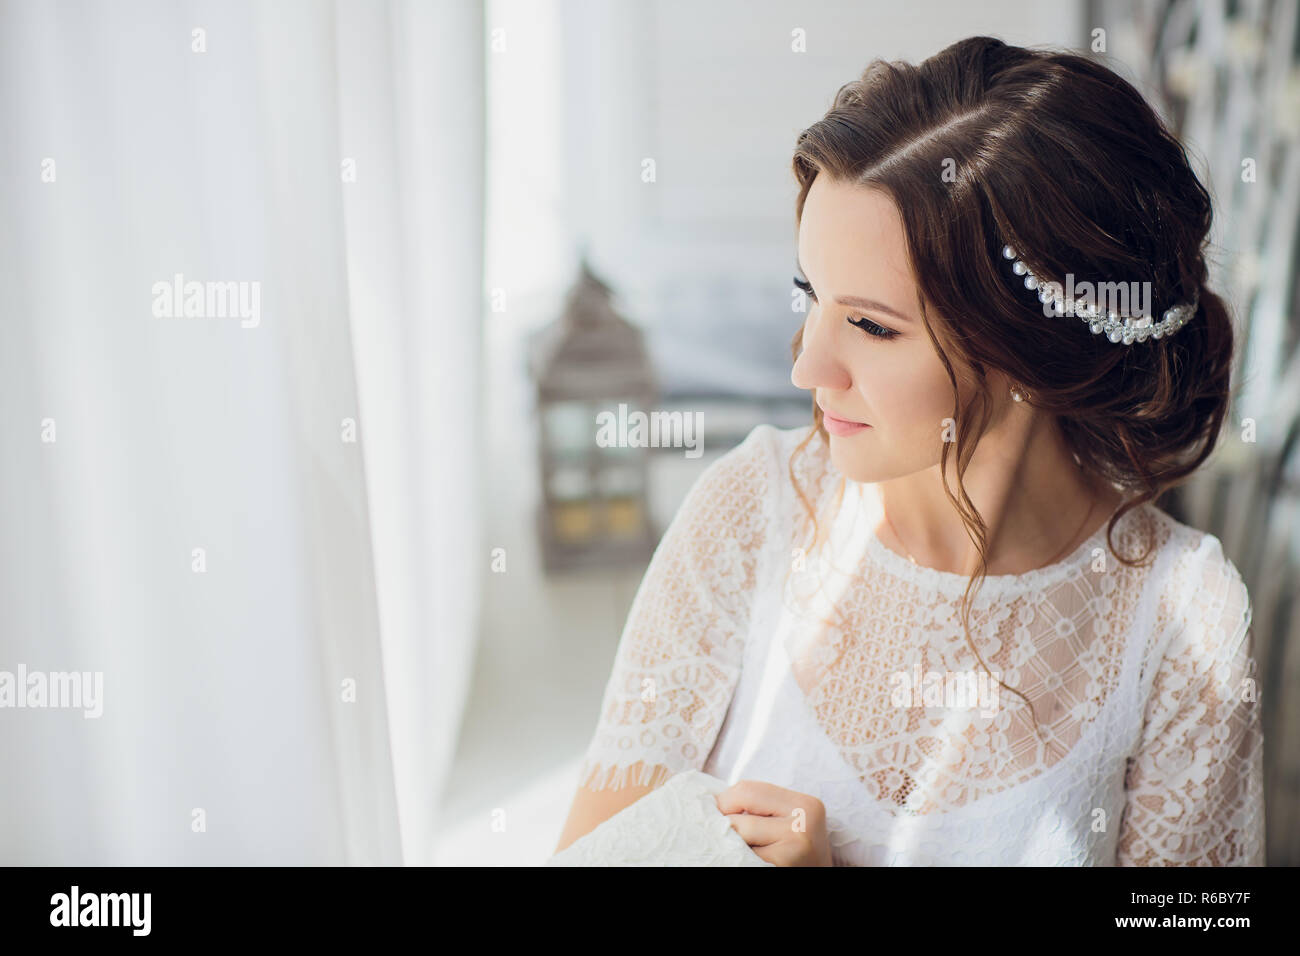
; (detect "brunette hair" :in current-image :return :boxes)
[788,36,1237,733]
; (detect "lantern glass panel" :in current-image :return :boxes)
[543,400,594,458]
[549,466,591,501]
[596,465,643,497]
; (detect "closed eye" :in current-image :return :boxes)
[793,276,899,341]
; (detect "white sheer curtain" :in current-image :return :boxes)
[0,0,482,865]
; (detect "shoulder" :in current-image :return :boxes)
[1145,505,1251,626]
[1140,505,1253,680]
[714,421,811,467]
[667,422,827,549]
[687,422,817,500]
[693,421,832,511]
[662,424,779,543]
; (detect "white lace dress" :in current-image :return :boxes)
[574,423,1264,866]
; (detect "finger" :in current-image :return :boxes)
[721,811,788,848]
[716,779,823,819]
[715,779,788,816]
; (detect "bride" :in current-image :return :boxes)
[554,35,1264,867]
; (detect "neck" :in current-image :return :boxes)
[873,411,1121,576]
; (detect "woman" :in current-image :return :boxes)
[555,36,1263,866]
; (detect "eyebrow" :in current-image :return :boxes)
[795,254,914,324]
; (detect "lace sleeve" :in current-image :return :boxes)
[574,425,775,793]
[1116,541,1264,865]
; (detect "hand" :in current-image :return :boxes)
[714,779,833,867]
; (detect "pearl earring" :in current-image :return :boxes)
[1010,384,1028,403]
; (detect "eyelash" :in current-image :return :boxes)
[793,276,899,340]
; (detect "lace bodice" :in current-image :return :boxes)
[575,423,1264,865]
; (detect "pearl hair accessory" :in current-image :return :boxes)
[1000,241,1199,345]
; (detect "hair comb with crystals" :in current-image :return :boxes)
[1000,240,1198,345]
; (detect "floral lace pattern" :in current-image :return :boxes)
[575,424,1264,865]
[576,426,769,793]
[1116,542,1262,865]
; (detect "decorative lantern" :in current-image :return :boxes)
[529,257,658,572]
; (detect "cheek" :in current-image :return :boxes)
[856,344,953,432]
[829,343,955,483]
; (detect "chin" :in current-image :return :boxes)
[826,440,879,484]
[826,433,923,486]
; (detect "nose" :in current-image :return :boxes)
[790,308,852,393]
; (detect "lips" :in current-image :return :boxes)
[818,402,871,437]
[821,407,864,425]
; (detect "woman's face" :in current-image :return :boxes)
[790,177,978,483]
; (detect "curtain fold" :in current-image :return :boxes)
[0,0,482,865]
[333,0,486,866]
